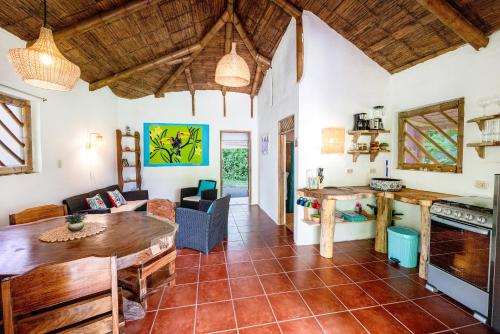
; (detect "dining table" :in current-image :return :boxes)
[0,211,178,278]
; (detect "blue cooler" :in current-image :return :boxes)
[387,226,419,268]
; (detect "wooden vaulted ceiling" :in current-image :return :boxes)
[0,0,498,100]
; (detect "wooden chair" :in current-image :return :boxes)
[9,204,67,225]
[118,213,178,302]
[1,256,120,334]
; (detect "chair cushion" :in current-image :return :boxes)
[86,194,107,210]
[110,200,148,213]
[183,196,201,202]
[207,203,214,214]
[197,180,216,196]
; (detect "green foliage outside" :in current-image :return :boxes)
[422,129,458,165]
[222,148,248,186]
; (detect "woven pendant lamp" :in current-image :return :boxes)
[215,42,250,87]
[8,1,80,91]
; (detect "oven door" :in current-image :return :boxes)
[430,215,491,292]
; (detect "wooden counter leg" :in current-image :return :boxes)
[375,196,392,253]
[320,199,336,258]
[419,205,431,280]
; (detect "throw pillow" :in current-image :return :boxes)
[86,194,107,210]
[197,180,216,196]
[107,190,127,208]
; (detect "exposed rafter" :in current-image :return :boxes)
[90,44,200,91]
[416,0,488,50]
[233,14,272,68]
[222,90,227,117]
[155,11,230,97]
[185,68,195,116]
[225,0,234,54]
[53,0,160,41]
[269,0,301,18]
[250,65,263,118]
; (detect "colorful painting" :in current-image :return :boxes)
[144,123,209,166]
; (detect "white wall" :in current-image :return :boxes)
[258,18,299,222]
[294,12,391,244]
[387,31,500,232]
[0,29,118,226]
[116,91,259,204]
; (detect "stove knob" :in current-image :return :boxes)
[465,213,475,221]
[453,211,463,218]
[444,209,452,215]
[477,216,487,224]
[434,207,442,213]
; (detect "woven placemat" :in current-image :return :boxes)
[39,223,107,243]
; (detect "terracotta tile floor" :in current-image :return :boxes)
[126,205,495,334]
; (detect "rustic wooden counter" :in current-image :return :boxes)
[297,186,455,279]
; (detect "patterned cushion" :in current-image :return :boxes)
[107,190,127,208]
[197,180,216,196]
[86,194,107,210]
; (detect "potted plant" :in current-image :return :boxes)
[66,214,86,232]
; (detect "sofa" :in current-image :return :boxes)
[63,185,149,215]
[180,180,218,210]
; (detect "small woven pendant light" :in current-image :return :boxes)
[215,42,250,88]
[8,0,80,91]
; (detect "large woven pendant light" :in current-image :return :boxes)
[8,0,80,91]
[215,42,250,87]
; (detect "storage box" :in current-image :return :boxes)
[387,226,419,268]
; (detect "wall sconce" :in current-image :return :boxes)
[321,128,345,154]
[86,133,103,150]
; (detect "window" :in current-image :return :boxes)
[398,98,464,173]
[0,93,33,176]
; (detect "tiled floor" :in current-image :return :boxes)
[126,205,495,334]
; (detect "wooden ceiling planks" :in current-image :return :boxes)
[0,0,498,99]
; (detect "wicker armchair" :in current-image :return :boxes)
[176,195,231,254]
[180,180,217,209]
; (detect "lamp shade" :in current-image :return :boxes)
[8,27,81,91]
[321,128,345,154]
[215,42,250,87]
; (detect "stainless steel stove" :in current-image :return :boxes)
[427,196,494,323]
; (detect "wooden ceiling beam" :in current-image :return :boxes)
[250,65,263,118]
[233,14,272,68]
[185,68,195,116]
[225,0,234,54]
[416,0,488,50]
[90,44,200,91]
[155,11,230,97]
[269,0,301,18]
[53,0,160,41]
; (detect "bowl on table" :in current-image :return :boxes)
[369,178,403,192]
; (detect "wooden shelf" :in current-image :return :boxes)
[467,113,500,131]
[347,150,391,162]
[467,141,500,158]
[116,129,142,191]
[348,129,390,143]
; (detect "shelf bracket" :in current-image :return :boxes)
[352,152,361,162]
[474,146,485,159]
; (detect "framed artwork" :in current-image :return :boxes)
[261,134,269,155]
[144,123,209,167]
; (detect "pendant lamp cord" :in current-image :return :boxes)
[43,0,47,27]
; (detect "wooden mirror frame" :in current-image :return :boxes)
[397,98,464,173]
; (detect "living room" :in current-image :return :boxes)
[1,0,500,333]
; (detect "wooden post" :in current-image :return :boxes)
[375,195,393,253]
[116,130,123,191]
[222,90,227,117]
[250,96,254,118]
[296,16,303,82]
[419,203,432,279]
[134,131,142,190]
[320,199,336,258]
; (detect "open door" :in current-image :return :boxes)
[220,131,251,205]
[278,115,294,231]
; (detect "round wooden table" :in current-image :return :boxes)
[0,211,177,277]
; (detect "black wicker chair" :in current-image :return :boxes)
[175,195,231,254]
[180,180,217,209]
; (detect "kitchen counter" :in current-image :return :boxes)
[297,186,457,279]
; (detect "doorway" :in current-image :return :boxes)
[278,115,295,231]
[220,131,251,205]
